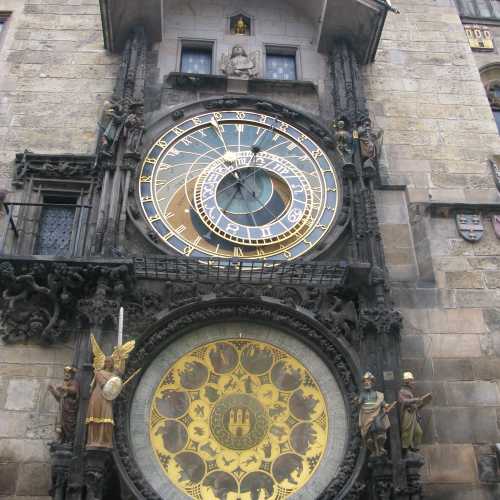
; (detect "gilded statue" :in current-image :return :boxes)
[86,335,135,449]
[233,16,249,35]
[221,45,258,79]
[48,366,79,444]
[357,372,395,457]
[399,371,432,454]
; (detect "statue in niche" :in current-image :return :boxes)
[332,119,353,166]
[221,45,258,79]
[48,366,79,444]
[230,14,251,35]
[99,98,125,158]
[124,101,144,156]
[357,372,395,457]
[86,335,135,448]
[399,371,432,455]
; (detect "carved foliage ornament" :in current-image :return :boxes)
[113,301,363,500]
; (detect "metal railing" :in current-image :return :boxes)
[132,255,350,286]
[1,201,92,257]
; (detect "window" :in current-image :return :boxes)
[34,195,78,256]
[0,12,10,34]
[265,47,297,80]
[180,42,213,74]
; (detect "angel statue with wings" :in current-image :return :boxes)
[85,335,135,448]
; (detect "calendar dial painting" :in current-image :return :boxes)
[138,110,340,262]
[150,339,328,500]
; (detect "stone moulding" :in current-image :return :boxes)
[113,298,365,500]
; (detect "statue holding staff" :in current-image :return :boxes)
[48,366,79,444]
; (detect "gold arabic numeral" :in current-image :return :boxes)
[327,187,337,193]
[144,157,156,165]
[303,239,313,248]
[317,224,328,231]
[183,236,203,255]
[148,215,160,223]
[166,148,180,157]
[213,112,223,120]
[141,196,152,203]
[312,149,322,160]
[172,127,184,136]
[279,246,292,259]
[192,116,202,126]
[303,217,315,228]
[279,122,289,132]
[182,245,195,256]
[297,134,307,144]
[140,175,152,182]
[156,140,168,149]
[233,247,244,257]
[259,114,267,124]
[236,111,246,119]
[327,205,335,211]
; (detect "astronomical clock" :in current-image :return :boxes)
[137,108,342,262]
[113,99,361,500]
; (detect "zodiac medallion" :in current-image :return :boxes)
[150,339,328,499]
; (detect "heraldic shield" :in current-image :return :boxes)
[493,215,500,239]
[456,213,484,242]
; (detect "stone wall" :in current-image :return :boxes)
[0,0,116,498]
[366,0,500,498]
[0,0,118,190]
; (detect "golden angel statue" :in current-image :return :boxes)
[85,335,135,449]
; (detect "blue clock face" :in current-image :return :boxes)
[139,110,340,261]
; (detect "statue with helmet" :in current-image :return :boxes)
[399,371,432,454]
[85,332,135,449]
[357,372,396,457]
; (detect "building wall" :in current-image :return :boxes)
[0,0,116,498]
[367,0,500,498]
[1,0,500,499]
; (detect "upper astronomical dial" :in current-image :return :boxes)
[139,110,340,261]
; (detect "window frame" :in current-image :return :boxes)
[264,44,300,81]
[178,39,216,75]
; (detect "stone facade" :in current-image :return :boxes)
[0,0,500,499]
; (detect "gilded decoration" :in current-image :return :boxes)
[149,339,328,499]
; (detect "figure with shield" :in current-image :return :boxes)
[85,334,135,449]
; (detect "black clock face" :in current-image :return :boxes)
[138,110,340,261]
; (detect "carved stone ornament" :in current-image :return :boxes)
[221,45,259,79]
[456,213,484,242]
[113,300,363,500]
[0,260,134,343]
[14,151,97,184]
